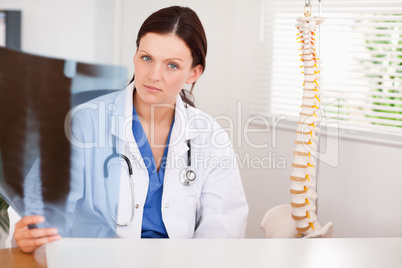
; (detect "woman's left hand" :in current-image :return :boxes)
[14,215,61,253]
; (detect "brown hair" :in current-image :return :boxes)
[129,6,207,107]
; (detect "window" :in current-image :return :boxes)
[0,12,6,47]
[253,0,402,135]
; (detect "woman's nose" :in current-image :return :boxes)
[149,64,162,82]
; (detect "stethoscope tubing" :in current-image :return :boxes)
[103,136,196,226]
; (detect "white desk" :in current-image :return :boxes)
[46,238,402,268]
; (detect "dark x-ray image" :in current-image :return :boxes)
[0,47,126,230]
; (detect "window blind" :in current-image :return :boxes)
[252,0,402,135]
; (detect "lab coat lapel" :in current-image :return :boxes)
[110,82,143,163]
[111,82,148,238]
[163,95,202,238]
[169,95,190,157]
[164,95,199,189]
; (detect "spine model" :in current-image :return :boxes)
[290,16,325,236]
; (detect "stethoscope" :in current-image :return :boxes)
[103,135,196,226]
[103,135,134,227]
[179,140,196,186]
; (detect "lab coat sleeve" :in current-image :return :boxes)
[193,127,248,238]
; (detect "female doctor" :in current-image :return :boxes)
[14,6,248,253]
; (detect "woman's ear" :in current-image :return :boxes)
[186,64,203,84]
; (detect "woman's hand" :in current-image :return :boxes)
[14,215,61,253]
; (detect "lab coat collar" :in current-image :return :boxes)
[169,91,193,157]
[110,82,199,157]
[110,81,135,142]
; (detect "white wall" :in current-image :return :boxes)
[2,0,402,239]
[0,0,116,63]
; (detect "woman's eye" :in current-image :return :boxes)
[141,56,151,62]
[168,63,179,70]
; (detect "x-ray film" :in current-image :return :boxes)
[0,47,126,235]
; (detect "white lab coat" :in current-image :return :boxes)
[65,82,248,238]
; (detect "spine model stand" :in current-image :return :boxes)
[290,14,325,236]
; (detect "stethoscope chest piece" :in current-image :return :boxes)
[180,139,196,186]
[180,168,196,186]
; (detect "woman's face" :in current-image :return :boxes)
[133,32,202,106]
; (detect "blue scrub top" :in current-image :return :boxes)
[132,104,174,238]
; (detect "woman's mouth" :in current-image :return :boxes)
[144,85,161,92]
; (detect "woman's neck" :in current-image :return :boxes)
[133,90,175,128]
